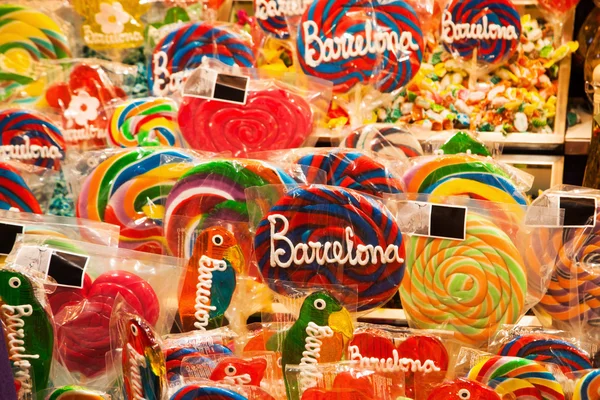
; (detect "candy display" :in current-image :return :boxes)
[294,150,405,197]
[108,97,184,148]
[0,109,65,171]
[179,86,313,157]
[254,185,405,311]
[341,125,424,160]
[400,212,527,345]
[149,22,255,97]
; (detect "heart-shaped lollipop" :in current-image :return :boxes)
[178,88,313,157]
[50,270,159,377]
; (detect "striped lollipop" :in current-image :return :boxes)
[498,334,593,373]
[468,356,565,400]
[255,0,289,39]
[341,125,424,160]
[171,385,248,400]
[441,0,521,65]
[400,213,526,345]
[295,149,405,197]
[297,0,423,93]
[402,154,529,205]
[77,148,194,254]
[0,4,71,104]
[163,159,296,259]
[48,386,106,399]
[108,97,184,148]
[573,370,600,400]
[149,22,255,97]
[0,109,65,171]
[0,161,41,213]
[254,186,405,311]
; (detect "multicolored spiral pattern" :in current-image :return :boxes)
[108,97,184,148]
[0,161,41,213]
[573,369,600,400]
[171,385,248,400]
[468,356,565,400]
[255,0,289,39]
[400,213,526,345]
[255,186,405,311]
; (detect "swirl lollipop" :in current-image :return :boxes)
[178,87,313,157]
[48,386,107,399]
[77,148,193,253]
[0,4,71,104]
[254,0,288,39]
[149,22,255,97]
[341,125,424,160]
[295,149,405,197]
[108,97,184,148]
[254,186,405,311]
[400,213,526,345]
[468,356,565,400]
[573,369,600,400]
[163,159,296,258]
[0,161,41,213]
[171,385,248,400]
[440,0,521,66]
[297,0,423,93]
[0,109,65,171]
[402,154,529,205]
[498,334,593,373]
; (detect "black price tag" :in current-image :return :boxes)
[0,223,24,255]
[559,196,597,227]
[184,68,249,105]
[430,204,467,240]
[47,250,89,288]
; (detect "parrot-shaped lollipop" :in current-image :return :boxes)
[282,291,354,399]
[0,270,53,399]
[178,227,244,332]
[122,316,166,400]
[210,357,268,386]
[427,379,501,400]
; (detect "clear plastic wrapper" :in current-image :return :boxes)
[6,234,184,388]
[170,381,276,400]
[178,59,331,157]
[0,266,54,399]
[488,326,594,373]
[389,195,563,347]
[400,153,533,205]
[41,59,136,149]
[530,185,600,339]
[285,362,401,400]
[63,147,207,254]
[340,124,424,161]
[0,159,57,214]
[247,184,406,313]
[105,96,186,148]
[144,1,205,49]
[43,386,110,399]
[0,2,74,106]
[254,148,406,198]
[148,21,255,98]
[424,130,504,157]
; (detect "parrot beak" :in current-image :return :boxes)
[328,307,354,339]
[224,245,245,274]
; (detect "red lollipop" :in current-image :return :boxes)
[537,0,579,16]
[426,379,501,400]
[178,87,313,157]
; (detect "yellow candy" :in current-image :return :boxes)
[521,14,531,25]
[543,42,579,68]
[523,104,537,116]
[505,101,522,111]
[434,63,447,77]
[363,112,377,124]
[327,117,348,129]
[496,68,518,83]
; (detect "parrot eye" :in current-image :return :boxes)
[212,235,224,246]
[9,277,21,289]
[225,365,237,376]
[130,324,139,336]
[458,389,471,399]
[313,299,326,310]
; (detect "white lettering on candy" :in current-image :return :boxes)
[2,304,38,393]
[440,10,518,44]
[83,25,143,46]
[268,214,404,268]
[255,0,311,20]
[152,51,194,96]
[302,19,419,68]
[0,136,62,161]
[348,345,441,373]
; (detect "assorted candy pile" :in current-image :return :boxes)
[0,0,595,399]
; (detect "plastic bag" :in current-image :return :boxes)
[390,195,563,347]
[0,159,57,214]
[178,59,331,157]
[425,130,504,157]
[6,234,184,387]
[340,124,424,161]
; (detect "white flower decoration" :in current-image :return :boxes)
[65,91,100,126]
[95,2,131,34]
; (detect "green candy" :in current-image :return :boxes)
[439,131,491,157]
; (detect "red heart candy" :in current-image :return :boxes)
[178,88,313,157]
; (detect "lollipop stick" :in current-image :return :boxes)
[468,48,477,89]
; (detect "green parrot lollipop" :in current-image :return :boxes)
[281,291,354,399]
[0,269,53,399]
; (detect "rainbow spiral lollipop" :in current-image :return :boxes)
[108,97,184,148]
[573,370,600,400]
[48,386,107,399]
[468,356,565,400]
[0,4,71,104]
